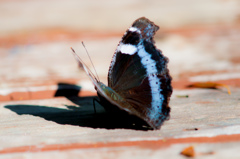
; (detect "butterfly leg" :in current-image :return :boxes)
[93,98,101,114]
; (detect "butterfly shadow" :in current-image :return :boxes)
[4,83,151,130]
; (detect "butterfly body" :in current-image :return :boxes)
[72,17,172,130]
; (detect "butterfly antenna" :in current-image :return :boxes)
[71,47,83,68]
[70,47,99,82]
[81,42,100,81]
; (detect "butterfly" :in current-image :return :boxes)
[71,17,172,130]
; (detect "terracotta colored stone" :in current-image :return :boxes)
[0,95,11,101]
[10,92,31,101]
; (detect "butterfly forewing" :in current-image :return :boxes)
[108,17,172,129]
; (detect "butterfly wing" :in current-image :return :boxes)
[108,17,172,129]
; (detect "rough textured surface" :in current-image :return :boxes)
[1,0,240,158]
[0,89,240,158]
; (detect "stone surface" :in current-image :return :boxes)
[0,88,240,158]
[1,0,240,158]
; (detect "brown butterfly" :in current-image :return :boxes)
[71,17,172,129]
